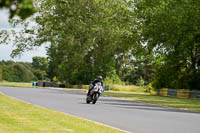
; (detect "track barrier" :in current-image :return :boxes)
[157,88,200,99]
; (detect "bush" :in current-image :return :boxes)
[136,76,144,86]
[104,69,125,85]
[32,69,46,80]
[104,76,124,85]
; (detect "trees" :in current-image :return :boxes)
[0,66,2,81]
[32,56,48,80]
[32,56,48,71]
[14,63,35,82]
[6,0,134,84]
[0,59,49,82]
[133,0,200,89]
[1,0,199,89]
[0,62,36,82]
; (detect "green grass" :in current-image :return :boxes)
[108,84,147,94]
[0,94,124,133]
[0,81,32,87]
[103,91,200,112]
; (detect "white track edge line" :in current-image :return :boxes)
[0,91,131,133]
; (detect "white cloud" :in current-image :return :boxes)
[0,44,48,62]
[0,9,47,62]
[0,9,11,29]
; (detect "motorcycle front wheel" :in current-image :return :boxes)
[92,93,99,104]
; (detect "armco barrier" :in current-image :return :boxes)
[69,85,82,89]
[157,88,200,99]
[69,85,74,88]
[160,88,168,96]
[73,85,78,89]
[82,85,89,89]
[167,89,177,98]
[104,85,110,91]
[177,89,190,98]
[189,91,197,99]
[77,85,82,89]
[37,81,65,88]
[191,90,200,99]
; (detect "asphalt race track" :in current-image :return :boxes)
[0,86,200,133]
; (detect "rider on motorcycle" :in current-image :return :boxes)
[87,76,103,96]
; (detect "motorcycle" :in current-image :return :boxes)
[86,82,104,104]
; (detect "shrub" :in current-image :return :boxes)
[136,76,144,86]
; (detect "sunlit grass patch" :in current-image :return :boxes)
[108,84,147,93]
[0,94,124,133]
[0,81,32,87]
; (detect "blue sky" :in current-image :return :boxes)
[0,9,47,62]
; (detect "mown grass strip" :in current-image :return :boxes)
[0,94,124,133]
[0,82,32,87]
[108,84,148,94]
[103,91,200,112]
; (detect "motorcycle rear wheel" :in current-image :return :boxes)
[86,96,91,104]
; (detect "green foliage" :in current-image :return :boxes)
[2,65,18,82]
[52,76,58,83]
[38,0,134,84]
[1,0,199,90]
[0,0,136,85]
[104,70,124,85]
[32,56,48,71]
[0,0,34,19]
[123,58,153,85]
[18,61,32,70]
[32,56,48,80]
[134,0,200,90]
[136,76,145,86]
[0,66,2,81]
[0,59,49,82]
[14,64,36,82]
[0,61,36,82]
[32,69,46,81]
[2,63,36,82]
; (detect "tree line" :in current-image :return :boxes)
[0,57,48,82]
[0,0,199,90]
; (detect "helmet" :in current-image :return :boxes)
[97,76,103,81]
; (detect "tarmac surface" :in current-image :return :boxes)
[0,86,200,133]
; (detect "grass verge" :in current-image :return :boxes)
[0,82,32,87]
[103,91,200,112]
[0,93,124,133]
[108,84,147,94]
